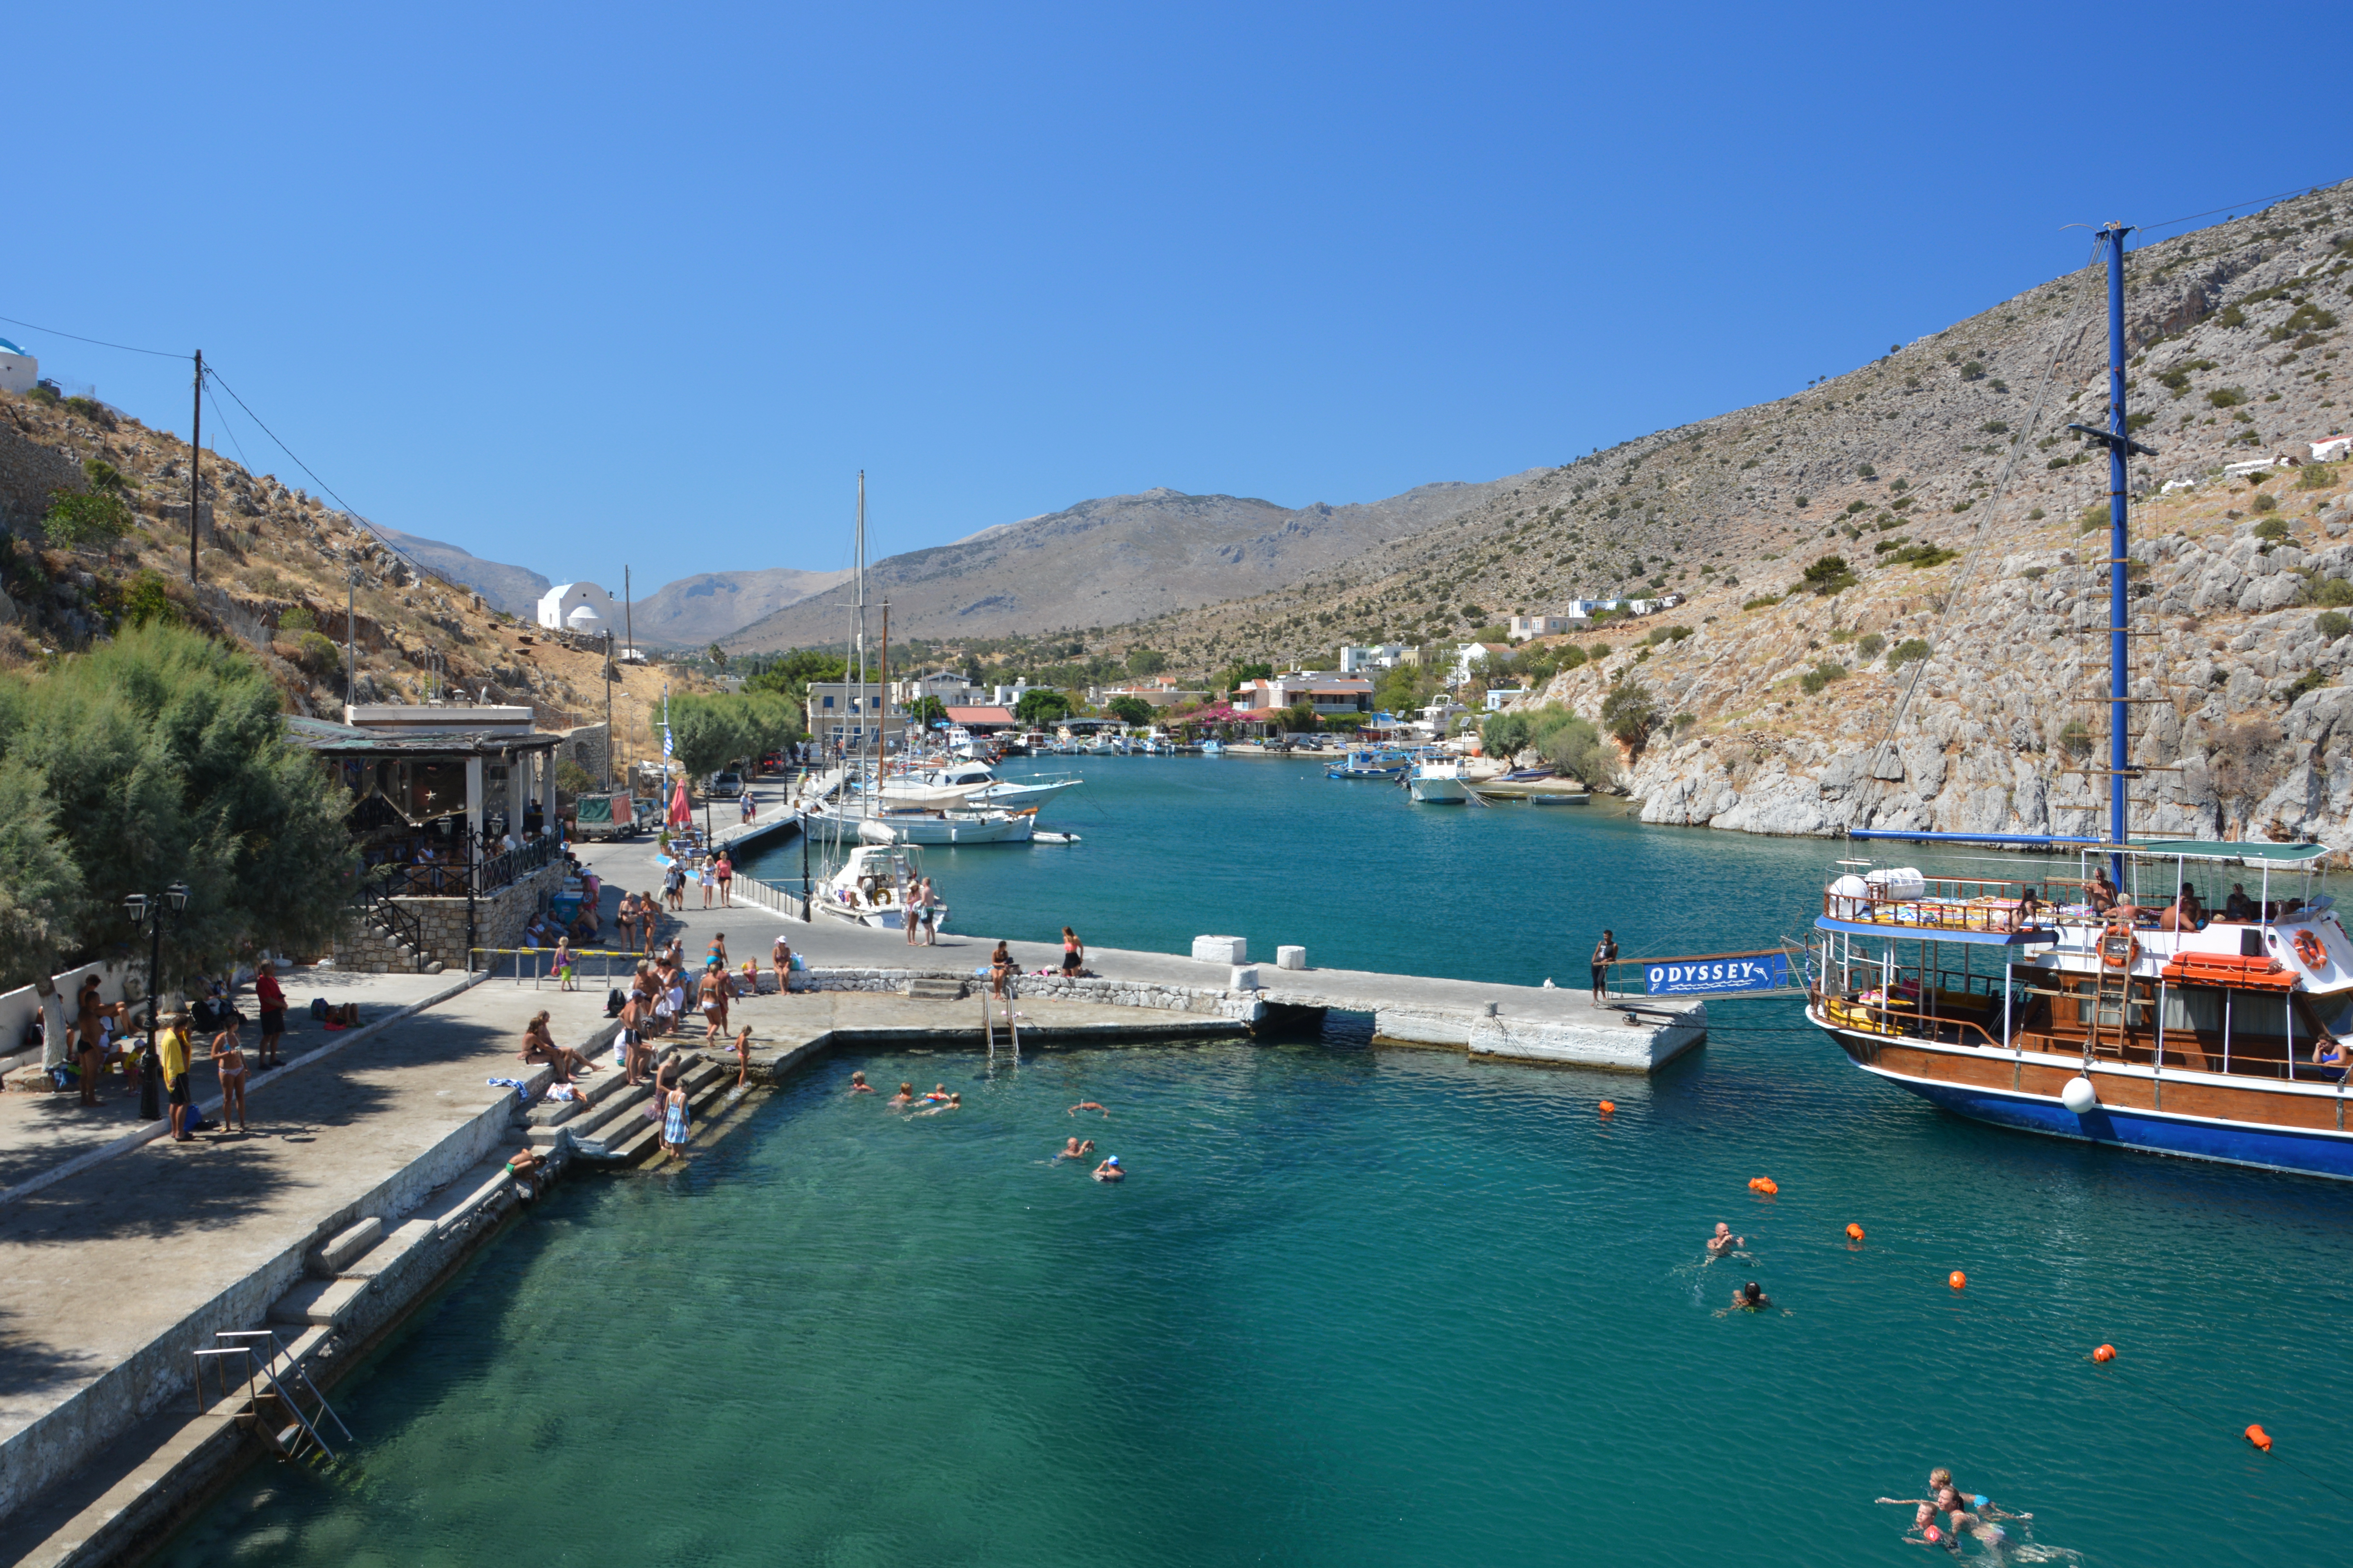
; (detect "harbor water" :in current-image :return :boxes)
[165,759,2351,1565]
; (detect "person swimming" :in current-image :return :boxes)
[849,1071,875,1093]
[923,1083,951,1103]
[1731,1281,1770,1310]
[1092,1155,1123,1182]
[1706,1222,1743,1258]
[887,1081,915,1107]
[911,1092,961,1117]
[1067,1100,1107,1117]
[1055,1137,1096,1161]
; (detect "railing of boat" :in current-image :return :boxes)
[1823,876,2051,935]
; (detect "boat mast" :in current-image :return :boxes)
[856,471,869,820]
[2069,222,2156,886]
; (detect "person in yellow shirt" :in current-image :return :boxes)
[157,1005,195,1142]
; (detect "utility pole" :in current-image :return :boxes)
[603,630,614,791]
[188,350,203,585]
[346,569,360,718]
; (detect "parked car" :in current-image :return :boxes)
[706,771,745,799]
[758,750,786,775]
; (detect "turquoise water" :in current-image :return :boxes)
[163,764,2353,1566]
[743,756,1858,985]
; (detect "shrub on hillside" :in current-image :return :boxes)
[43,489,132,547]
[1888,638,1932,668]
[1802,555,1857,596]
[2299,462,2336,491]
[1857,633,1886,659]
[1797,661,1848,695]
[2315,578,2353,608]
[2315,611,2352,641]
[2206,386,2247,408]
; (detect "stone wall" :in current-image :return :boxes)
[806,965,1268,1024]
[334,862,566,973]
[0,411,84,534]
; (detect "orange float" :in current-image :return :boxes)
[2293,929,2326,968]
[2246,1424,2272,1452]
[2093,1344,2116,1363]
[1747,1177,1778,1194]
[1948,1270,1967,1290]
[1597,1100,1615,1115]
[1845,1223,1865,1242]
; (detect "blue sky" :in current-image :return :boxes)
[10,2,2348,591]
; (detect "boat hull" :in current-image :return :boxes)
[1815,1014,2353,1181]
[1409,775,1468,803]
[858,813,1036,845]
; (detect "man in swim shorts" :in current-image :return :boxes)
[1056,1137,1096,1161]
[1092,1155,1123,1182]
[1707,1222,1743,1258]
[1067,1100,1107,1117]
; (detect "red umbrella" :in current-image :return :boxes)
[668,778,691,826]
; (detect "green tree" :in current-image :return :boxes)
[1802,554,1858,596]
[669,694,756,780]
[706,641,731,670]
[1015,688,1073,727]
[1279,701,1319,733]
[1126,648,1169,678]
[1600,678,1660,752]
[44,488,133,547]
[1105,695,1154,726]
[909,695,948,730]
[0,623,354,987]
[1217,661,1273,696]
[1483,712,1532,757]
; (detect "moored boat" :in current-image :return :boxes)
[1407,758,1470,803]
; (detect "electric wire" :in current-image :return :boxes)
[2132,175,2353,241]
[0,313,188,360]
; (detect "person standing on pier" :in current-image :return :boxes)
[254,961,287,1070]
[716,851,734,907]
[1590,930,1618,1005]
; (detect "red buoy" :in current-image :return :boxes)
[2093,1344,2116,1363]
[1949,1270,1967,1290]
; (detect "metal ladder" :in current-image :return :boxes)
[2086,928,2138,1061]
[192,1329,351,1463]
[982,975,1020,1063]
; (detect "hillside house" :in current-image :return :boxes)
[0,338,35,396]
[1338,643,1408,673]
[1450,642,1514,684]
[537,581,620,636]
[1507,615,1575,639]
[1234,673,1373,718]
[806,681,905,752]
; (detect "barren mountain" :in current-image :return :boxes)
[626,567,850,648]
[377,526,550,617]
[1111,181,2353,844]
[719,476,1544,652]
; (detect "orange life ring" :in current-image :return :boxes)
[2293,929,2326,968]
[2098,928,2140,971]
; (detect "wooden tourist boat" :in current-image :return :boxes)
[1805,843,2353,1179]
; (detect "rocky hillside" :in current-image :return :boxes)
[378,526,552,617]
[0,391,704,746]
[720,474,1544,653]
[629,566,850,647]
[1111,182,2353,844]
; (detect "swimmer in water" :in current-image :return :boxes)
[1934,1486,2012,1548]
[1055,1137,1096,1161]
[1092,1155,1123,1182]
[911,1092,961,1117]
[1706,1222,1743,1258]
[1908,1503,1957,1554]
[923,1083,951,1103]
[1730,1281,1770,1311]
[887,1081,915,1107]
[1067,1101,1107,1117]
[849,1071,875,1094]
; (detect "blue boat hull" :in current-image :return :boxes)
[1866,1068,2353,1182]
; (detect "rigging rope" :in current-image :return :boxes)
[1852,239,2110,820]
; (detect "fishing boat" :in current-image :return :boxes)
[1327,746,1411,781]
[1407,758,1470,803]
[1801,222,2353,1181]
[814,842,946,929]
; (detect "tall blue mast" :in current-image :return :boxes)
[2069,222,2155,881]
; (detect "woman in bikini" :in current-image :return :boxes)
[1060,926,1085,977]
[989,941,1016,998]
[212,1021,250,1134]
[519,1010,598,1083]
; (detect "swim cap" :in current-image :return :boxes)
[1973,1495,1988,1510]
[1106,1156,1120,1165]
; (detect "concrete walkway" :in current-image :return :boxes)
[584,773,1647,1033]
[0,972,452,1205]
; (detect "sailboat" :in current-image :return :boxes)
[1801,225,2353,1181]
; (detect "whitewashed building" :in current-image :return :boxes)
[0,338,35,396]
[537,582,619,636]
[1338,643,1408,673]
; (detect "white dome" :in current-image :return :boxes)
[566,604,606,631]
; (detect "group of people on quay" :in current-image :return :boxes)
[59,963,297,1141]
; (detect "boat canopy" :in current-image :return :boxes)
[2118,838,2332,864]
[1812,915,2057,947]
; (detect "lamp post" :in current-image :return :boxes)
[125,882,191,1123]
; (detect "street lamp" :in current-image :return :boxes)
[125,882,191,1123]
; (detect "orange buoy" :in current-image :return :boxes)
[1598,1100,1615,1115]
[1921,1526,1943,1544]
[1747,1177,1778,1195]
[1948,1270,1967,1290]
[2093,1344,2116,1363]
[2246,1424,2272,1452]
[1762,1179,1778,1194]
[1845,1223,1865,1242]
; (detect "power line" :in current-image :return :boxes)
[2132,174,2352,240]
[0,313,188,360]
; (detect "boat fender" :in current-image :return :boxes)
[2293,929,2326,968]
[1948,1270,1967,1290]
[2246,1423,2272,1452]
[2093,1345,2116,1363]
[2060,1075,2100,1115]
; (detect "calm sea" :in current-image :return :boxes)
[161,759,2351,1566]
